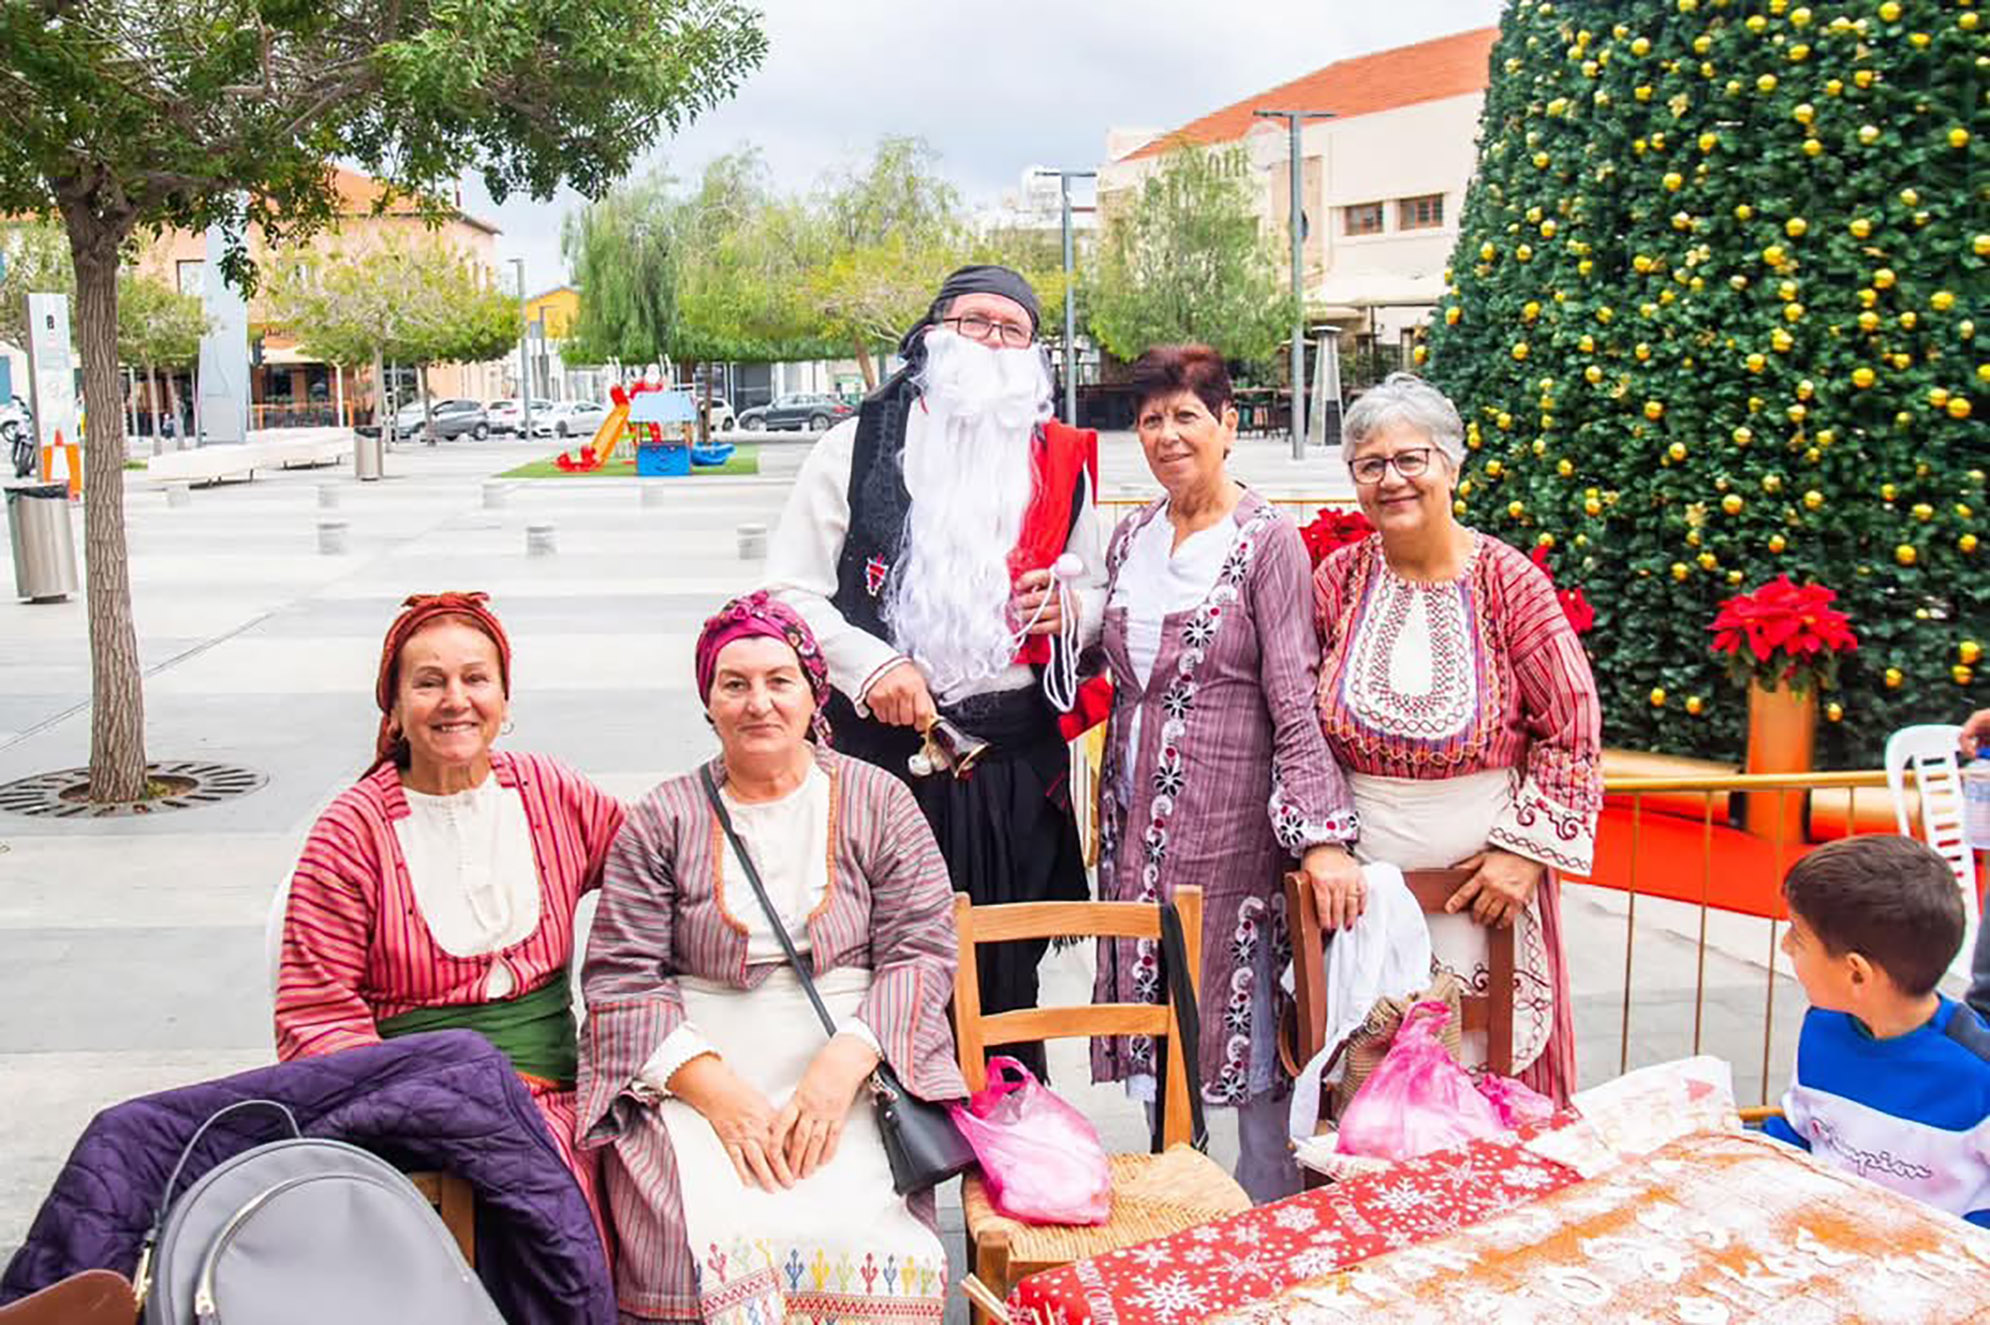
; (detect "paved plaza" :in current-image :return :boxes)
[0,432,1831,1286]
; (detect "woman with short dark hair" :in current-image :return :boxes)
[1089,344,1356,1202]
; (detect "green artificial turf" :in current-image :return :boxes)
[497,445,759,480]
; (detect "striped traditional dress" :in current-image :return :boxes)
[275,749,625,1219]
[1313,531,1602,1104]
[578,747,966,1325]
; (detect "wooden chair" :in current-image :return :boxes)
[952,886,1251,1310]
[0,1271,136,1325]
[407,1170,476,1263]
[1284,868,1517,1133]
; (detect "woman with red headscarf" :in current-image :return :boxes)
[578,591,964,1325]
[274,591,625,1230]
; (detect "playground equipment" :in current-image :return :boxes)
[555,383,733,475]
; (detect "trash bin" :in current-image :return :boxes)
[5,481,79,603]
[354,429,384,481]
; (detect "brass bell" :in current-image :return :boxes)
[909,716,989,780]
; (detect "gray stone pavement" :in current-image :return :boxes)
[0,430,1823,1299]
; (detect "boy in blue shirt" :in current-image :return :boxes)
[1766,835,1990,1226]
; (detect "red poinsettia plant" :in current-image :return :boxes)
[1528,545,1597,637]
[1300,507,1375,568]
[1708,575,1858,693]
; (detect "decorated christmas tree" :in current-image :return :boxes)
[1425,0,1985,766]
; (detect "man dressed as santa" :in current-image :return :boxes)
[765,265,1101,1075]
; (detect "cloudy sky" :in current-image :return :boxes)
[465,0,1503,293]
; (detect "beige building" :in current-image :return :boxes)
[132,169,507,430]
[1100,28,1496,356]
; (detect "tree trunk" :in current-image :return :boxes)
[700,362,712,446]
[853,335,877,390]
[144,365,160,455]
[64,209,148,801]
[419,364,435,444]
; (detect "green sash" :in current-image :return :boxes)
[377,969,578,1089]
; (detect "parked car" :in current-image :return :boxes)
[737,393,855,432]
[696,395,736,432]
[486,397,556,435]
[532,400,612,439]
[359,398,489,441]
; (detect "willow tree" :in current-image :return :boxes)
[0,0,765,800]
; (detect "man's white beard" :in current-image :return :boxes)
[883,328,1054,701]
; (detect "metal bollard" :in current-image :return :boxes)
[737,522,768,560]
[317,483,340,510]
[317,519,348,556]
[526,523,556,557]
[164,482,192,509]
[639,484,669,509]
[482,482,508,510]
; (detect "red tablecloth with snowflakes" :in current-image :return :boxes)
[1006,1136,1581,1325]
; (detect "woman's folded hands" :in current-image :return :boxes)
[668,1032,883,1191]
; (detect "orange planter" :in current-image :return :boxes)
[1743,680,1817,846]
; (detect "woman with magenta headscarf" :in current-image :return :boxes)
[578,592,965,1325]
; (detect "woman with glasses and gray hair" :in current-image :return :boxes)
[1310,372,1602,1104]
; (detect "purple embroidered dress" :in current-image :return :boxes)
[1090,492,1356,1107]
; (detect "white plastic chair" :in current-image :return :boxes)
[1883,723,1980,985]
[265,871,292,1005]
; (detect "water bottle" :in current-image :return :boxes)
[1965,756,1990,851]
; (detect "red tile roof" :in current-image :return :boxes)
[1122,27,1498,162]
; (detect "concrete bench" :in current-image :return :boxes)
[147,432,353,485]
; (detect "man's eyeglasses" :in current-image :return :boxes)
[943,314,1034,349]
[1348,448,1435,485]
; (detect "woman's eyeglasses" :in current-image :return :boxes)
[1348,448,1435,485]
[942,314,1034,349]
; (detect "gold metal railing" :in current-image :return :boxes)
[1588,770,1910,1103]
[1073,754,1977,1104]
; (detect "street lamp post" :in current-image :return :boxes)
[1253,109,1335,460]
[1032,167,1096,427]
[508,258,532,442]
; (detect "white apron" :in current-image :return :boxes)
[1345,769,1555,1072]
[661,966,946,1325]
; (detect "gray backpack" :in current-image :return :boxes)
[136,1100,503,1325]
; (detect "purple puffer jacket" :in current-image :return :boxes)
[0,1031,613,1325]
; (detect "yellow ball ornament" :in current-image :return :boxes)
[1512,342,1530,361]
[1873,267,1896,289]
[1957,665,1976,686]
[1932,291,1955,312]
[1884,667,1904,689]
[1895,544,1918,566]
[1722,494,1744,515]
[1650,688,1668,707]
[1952,128,1973,150]
[1963,534,1981,554]
[1851,367,1877,389]
[1670,562,1690,581]
[1803,490,1825,510]
[1825,702,1844,723]
[1768,534,1787,553]
[1507,500,1526,519]
[1961,641,1983,666]
[1685,696,1705,716]
[1878,0,1901,20]
[1949,397,1973,420]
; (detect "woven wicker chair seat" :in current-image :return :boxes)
[961,1146,1250,1268]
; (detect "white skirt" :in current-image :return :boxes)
[663,966,946,1325]
[1345,770,1554,1072]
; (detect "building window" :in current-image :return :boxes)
[1343,202,1385,237]
[1398,194,1445,230]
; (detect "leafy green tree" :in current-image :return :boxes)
[0,0,764,799]
[267,237,521,438]
[116,272,208,443]
[812,137,972,386]
[0,222,75,349]
[1088,144,1295,366]
[562,169,681,371]
[1425,0,1985,766]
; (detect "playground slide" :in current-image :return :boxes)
[555,400,632,472]
[582,400,631,468]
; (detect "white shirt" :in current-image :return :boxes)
[394,778,542,1000]
[763,410,1107,710]
[637,764,880,1094]
[1108,506,1242,785]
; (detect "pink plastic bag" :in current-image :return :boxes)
[1335,1000,1506,1159]
[1476,1072,1555,1128]
[947,1056,1112,1225]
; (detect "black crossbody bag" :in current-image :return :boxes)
[700,765,977,1195]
